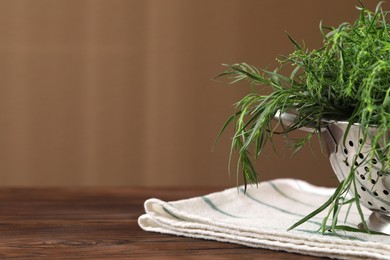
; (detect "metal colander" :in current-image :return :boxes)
[325,122,390,233]
[277,112,390,234]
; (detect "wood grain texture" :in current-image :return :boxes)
[0,187,328,259]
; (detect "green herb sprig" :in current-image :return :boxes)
[216,2,390,233]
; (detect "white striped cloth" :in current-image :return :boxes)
[138,179,390,259]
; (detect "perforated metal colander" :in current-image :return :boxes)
[325,122,390,233]
[277,112,390,234]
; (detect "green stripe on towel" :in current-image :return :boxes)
[239,188,324,227]
[269,181,314,207]
[240,188,362,239]
[202,196,240,218]
[269,181,360,218]
[162,206,185,221]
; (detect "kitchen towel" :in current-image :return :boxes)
[138,179,390,259]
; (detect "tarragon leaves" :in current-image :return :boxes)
[216,2,390,234]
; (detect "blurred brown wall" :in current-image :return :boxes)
[0,0,382,186]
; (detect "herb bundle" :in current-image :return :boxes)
[216,2,390,233]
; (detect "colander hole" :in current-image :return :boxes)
[359,153,364,159]
[372,158,377,164]
[384,190,389,195]
[381,207,387,211]
[345,161,349,167]
[355,161,359,166]
[343,148,348,155]
[368,201,373,206]
[371,179,376,185]
[358,194,361,199]
[349,140,354,147]
[361,186,366,192]
[364,166,369,172]
[373,191,379,196]
[377,171,383,177]
[359,138,363,144]
[360,174,365,180]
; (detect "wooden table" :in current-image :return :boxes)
[0,187,327,259]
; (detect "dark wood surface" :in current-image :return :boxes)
[0,187,328,259]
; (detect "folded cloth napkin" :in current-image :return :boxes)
[138,179,390,259]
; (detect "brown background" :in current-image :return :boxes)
[0,0,382,187]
